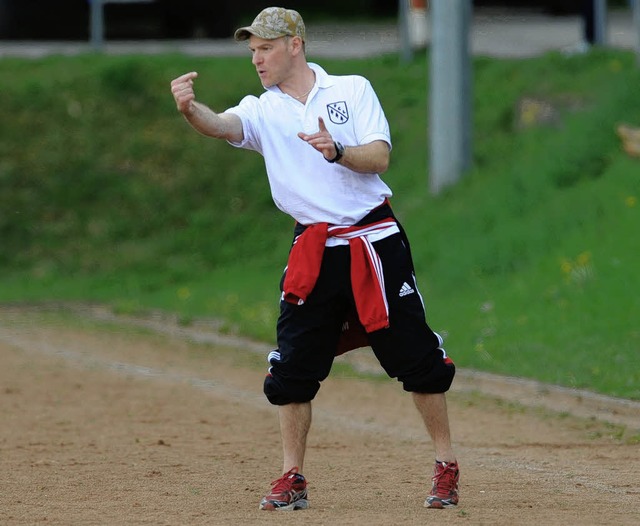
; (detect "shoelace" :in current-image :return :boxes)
[432,462,457,494]
[270,467,302,494]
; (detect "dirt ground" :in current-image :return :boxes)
[1,305,639,525]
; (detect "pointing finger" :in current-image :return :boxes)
[181,71,198,82]
[171,71,198,88]
[318,116,327,132]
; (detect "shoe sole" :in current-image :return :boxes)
[424,497,458,509]
[260,498,309,511]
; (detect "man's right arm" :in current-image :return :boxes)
[170,71,244,143]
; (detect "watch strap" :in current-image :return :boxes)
[328,141,344,163]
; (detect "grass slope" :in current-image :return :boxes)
[1,48,638,399]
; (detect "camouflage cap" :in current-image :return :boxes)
[234,7,306,42]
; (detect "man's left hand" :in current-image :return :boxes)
[298,117,338,161]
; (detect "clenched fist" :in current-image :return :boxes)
[170,71,198,115]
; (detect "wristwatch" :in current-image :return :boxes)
[327,141,345,163]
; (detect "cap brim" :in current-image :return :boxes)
[234,26,287,41]
[233,27,253,41]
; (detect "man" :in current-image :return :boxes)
[170,6,459,512]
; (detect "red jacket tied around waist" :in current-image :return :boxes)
[282,218,400,334]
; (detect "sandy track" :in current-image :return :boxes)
[1,306,638,525]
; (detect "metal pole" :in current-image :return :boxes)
[633,0,640,65]
[398,0,413,63]
[462,2,473,173]
[89,0,105,51]
[593,0,608,46]
[428,0,472,195]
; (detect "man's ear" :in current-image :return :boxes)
[291,35,305,56]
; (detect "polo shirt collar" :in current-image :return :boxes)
[265,62,334,98]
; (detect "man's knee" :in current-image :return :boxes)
[263,373,320,405]
[402,358,456,394]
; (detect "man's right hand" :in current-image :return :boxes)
[169,71,243,143]
[170,72,198,115]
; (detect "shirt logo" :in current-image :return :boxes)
[327,101,349,124]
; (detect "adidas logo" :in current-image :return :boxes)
[399,282,415,297]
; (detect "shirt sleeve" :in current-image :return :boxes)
[224,95,263,154]
[353,77,392,150]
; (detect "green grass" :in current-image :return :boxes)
[1,48,639,399]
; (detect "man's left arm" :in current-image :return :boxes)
[298,116,390,174]
[332,139,390,174]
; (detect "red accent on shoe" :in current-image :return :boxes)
[259,467,309,511]
[425,461,460,509]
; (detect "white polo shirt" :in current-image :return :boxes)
[225,63,392,226]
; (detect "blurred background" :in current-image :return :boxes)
[0,0,619,41]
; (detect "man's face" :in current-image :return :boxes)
[248,35,294,88]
